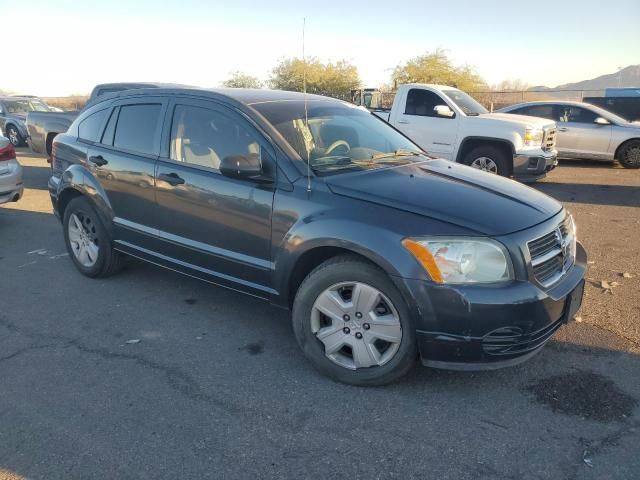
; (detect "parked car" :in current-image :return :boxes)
[498,101,640,169]
[26,82,170,156]
[48,87,586,385]
[0,96,52,147]
[354,84,558,181]
[0,135,23,205]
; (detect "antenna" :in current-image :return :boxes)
[303,17,311,192]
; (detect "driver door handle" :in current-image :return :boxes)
[89,155,108,167]
[157,172,185,186]
[558,127,569,132]
[397,120,410,124]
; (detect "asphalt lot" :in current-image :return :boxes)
[1,149,639,480]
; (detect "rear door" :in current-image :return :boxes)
[152,98,277,297]
[392,88,458,159]
[553,104,612,159]
[85,96,167,244]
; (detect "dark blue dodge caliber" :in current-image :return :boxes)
[49,87,586,385]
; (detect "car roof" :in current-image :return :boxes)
[503,100,591,108]
[97,86,344,107]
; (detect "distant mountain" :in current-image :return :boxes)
[529,65,640,92]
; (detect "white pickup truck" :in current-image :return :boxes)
[366,84,558,182]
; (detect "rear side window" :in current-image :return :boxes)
[404,89,447,117]
[100,108,118,145]
[113,104,162,156]
[515,105,554,120]
[78,109,108,143]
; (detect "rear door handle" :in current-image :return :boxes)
[557,127,568,132]
[158,172,185,186]
[89,155,108,167]
[397,120,410,124]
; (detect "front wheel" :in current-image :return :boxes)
[462,145,511,177]
[618,140,640,169]
[292,255,416,386]
[6,125,24,147]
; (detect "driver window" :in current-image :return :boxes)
[555,105,598,124]
[170,105,261,171]
[405,89,446,117]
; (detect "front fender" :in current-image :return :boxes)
[57,164,115,237]
[272,215,430,307]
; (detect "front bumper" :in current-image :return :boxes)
[0,160,24,204]
[398,241,586,370]
[513,150,557,182]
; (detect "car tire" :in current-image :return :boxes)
[63,196,125,278]
[292,255,416,386]
[618,140,640,169]
[462,145,511,177]
[6,125,24,147]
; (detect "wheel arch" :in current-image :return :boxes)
[614,137,640,161]
[456,136,515,163]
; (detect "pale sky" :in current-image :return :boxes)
[2,0,639,96]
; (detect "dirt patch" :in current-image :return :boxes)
[526,370,637,422]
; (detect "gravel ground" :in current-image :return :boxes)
[0,150,639,480]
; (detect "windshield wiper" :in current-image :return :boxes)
[370,149,426,161]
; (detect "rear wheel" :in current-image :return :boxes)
[462,145,511,177]
[618,140,640,169]
[63,196,125,278]
[6,125,24,147]
[292,255,416,386]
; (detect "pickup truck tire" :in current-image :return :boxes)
[63,196,125,278]
[292,255,416,386]
[618,140,640,169]
[462,145,510,177]
[6,125,24,147]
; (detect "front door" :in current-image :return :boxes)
[554,104,612,159]
[393,88,459,159]
[153,99,276,297]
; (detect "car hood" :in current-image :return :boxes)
[477,112,555,129]
[325,158,562,236]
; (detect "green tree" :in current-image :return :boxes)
[222,71,263,89]
[391,49,487,92]
[269,57,361,100]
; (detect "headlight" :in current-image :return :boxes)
[402,237,513,284]
[523,126,543,147]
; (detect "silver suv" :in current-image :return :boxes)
[498,101,640,169]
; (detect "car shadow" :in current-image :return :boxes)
[533,182,640,207]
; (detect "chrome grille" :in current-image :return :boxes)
[542,128,556,152]
[527,215,575,287]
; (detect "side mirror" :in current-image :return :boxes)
[594,116,610,126]
[220,153,271,182]
[434,105,455,118]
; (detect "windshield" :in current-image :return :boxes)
[253,100,427,175]
[3,99,51,113]
[442,90,488,115]
[586,104,630,124]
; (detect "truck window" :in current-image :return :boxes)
[170,104,263,171]
[78,109,108,143]
[113,104,162,156]
[515,105,554,120]
[404,89,446,117]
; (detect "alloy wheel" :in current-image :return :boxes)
[470,156,498,173]
[311,282,402,370]
[68,212,100,267]
[7,127,19,146]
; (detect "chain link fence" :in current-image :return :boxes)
[468,89,607,112]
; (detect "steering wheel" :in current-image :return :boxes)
[325,139,351,156]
